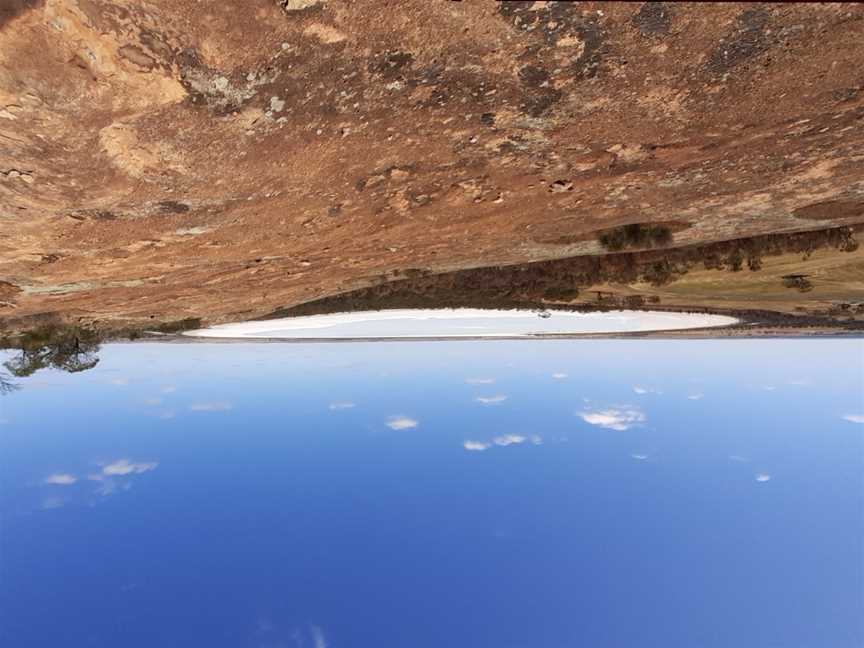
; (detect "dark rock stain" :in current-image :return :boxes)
[157,201,190,214]
[0,0,43,29]
[793,200,864,221]
[708,8,770,74]
[632,3,672,36]
[368,50,414,81]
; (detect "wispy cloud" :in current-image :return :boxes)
[630,453,649,461]
[475,394,507,405]
[328,401,356,410]
[189,401,233,412]
[386,416,418,430]
[464,440,491,451]
[762,385,776,392]
[110,377,129,386]
[311,626,328,648]
[787,378,812,386]
[464,434,542,451]
[687,392,704,400]
[44,473,77,485]
[493,434,526,446]
[552,372,568,380]
[755,473,771,482]
[633,386,662,395]
[465,377,495,385]
[729,455,750,463]
[101,459,158,476]
[842,414,864,424]
[161,385,177,394]
[144,397,163,406]
[579,407,645,431]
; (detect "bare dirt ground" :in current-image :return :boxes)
[2,1,864,332]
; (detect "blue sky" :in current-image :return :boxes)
[1,339,862,647]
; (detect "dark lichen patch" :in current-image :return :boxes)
[499,2,605,81]
[631,2,672,36]
[520,88,562,118]
[518,64,550,88]
[793,200,864,221]
[0,0,43,29]
[707,8,771,74]
[499,1,585,46]
[570,16,605,80]
[157,200,190,214]
[368,50,414,81]
[516,64,561,117]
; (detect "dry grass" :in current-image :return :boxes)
[591,246,864,313]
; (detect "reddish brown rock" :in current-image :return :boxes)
[0,1,863,328]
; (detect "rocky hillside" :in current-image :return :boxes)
[1,1,863,329]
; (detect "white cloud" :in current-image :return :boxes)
[386,416,418,430]
[328,401,355,410]
[552,372,568,380]
[45,473,77,485]
[311,626,328,648]
[579,407,645,431]
[161,385,177,394]
[630,454,649,461]
[842,414,864,424]
[42,497,64,510]
[729,455,749,463]
[189,401,232,412]
[493,434,526,446]
[475,394,507,405]
[755,474,771,482]
[465,434,541,450]
[465,377,495,385]
[688,393,704,400]
[463,440,491,451]
[762,385,776,391]
[633,386,662,395]
[101,459,158,476]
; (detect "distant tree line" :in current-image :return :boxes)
[597,223,674,251]
[271,225,861,316]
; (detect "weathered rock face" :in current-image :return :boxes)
[1,1,863,328]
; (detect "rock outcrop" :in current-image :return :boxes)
[1,1,863,327]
